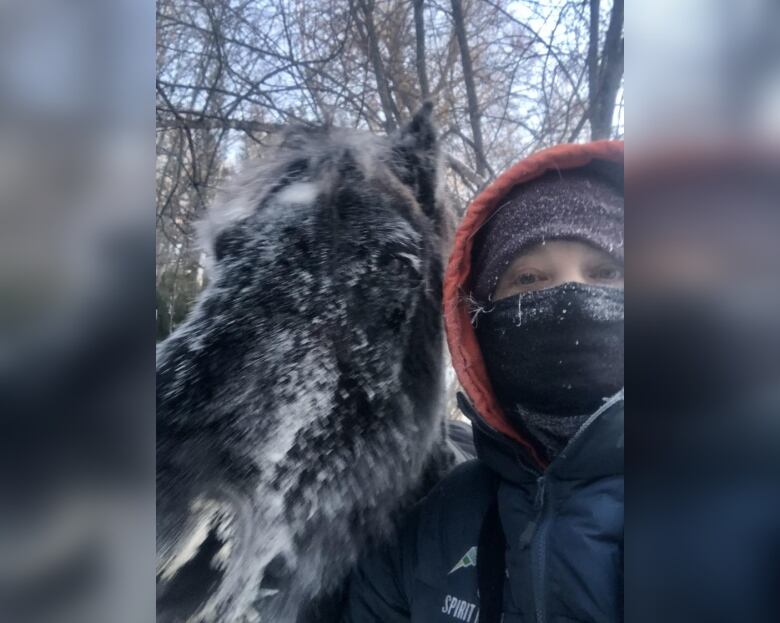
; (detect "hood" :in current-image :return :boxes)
[443,140,624,469]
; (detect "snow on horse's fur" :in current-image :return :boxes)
[156,105,454,622]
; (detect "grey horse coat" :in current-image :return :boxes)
[156,105,455,622]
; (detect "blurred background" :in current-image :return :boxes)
[1,1,155,622]
[1,0,779,621]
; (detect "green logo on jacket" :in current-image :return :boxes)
[448,546,477,574]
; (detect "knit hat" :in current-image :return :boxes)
[470,162,624,303]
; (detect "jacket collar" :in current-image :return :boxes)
[460,390,624,483]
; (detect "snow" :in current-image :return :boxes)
[274,181,319,206]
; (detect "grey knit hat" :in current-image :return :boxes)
[470,163,624,302]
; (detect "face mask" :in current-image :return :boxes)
[475,282,624,416]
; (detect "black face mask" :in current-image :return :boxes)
[475,282,624,416]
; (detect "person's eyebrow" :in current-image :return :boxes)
[516,248,548,261]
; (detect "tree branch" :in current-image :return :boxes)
[156,113,283,135]
[355,0,401,132]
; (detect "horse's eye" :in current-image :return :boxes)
[380,253,421,280]
[387,257,406,274]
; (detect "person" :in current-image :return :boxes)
[342,140,624,623]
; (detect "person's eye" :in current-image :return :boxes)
[513,270,549,288]
[591,265,623,281]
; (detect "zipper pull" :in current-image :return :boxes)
[520,477,547,549]
[534,476,546,510]
[518,520,537,549]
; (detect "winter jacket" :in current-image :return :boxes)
[343,141,625,623]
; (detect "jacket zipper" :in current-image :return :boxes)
[527,392,622,623]
[555,389,624,463]
[458,390,623,623]
[532,476,551,623]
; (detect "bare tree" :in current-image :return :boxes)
[450,0,488,177]
[413,0,430,100]
[587,0,624,139]
[155,0,624,337]
[355,0,401,131]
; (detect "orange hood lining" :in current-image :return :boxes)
[443,140,624,469]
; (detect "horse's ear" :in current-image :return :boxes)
[395,101,437,154]
[391,102,443,222]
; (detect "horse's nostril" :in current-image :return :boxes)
[157,528,227,623]
[261,553,293,591]
[389,306,406,325]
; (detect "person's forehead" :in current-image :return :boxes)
[515,238,612,259]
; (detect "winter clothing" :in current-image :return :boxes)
[445,140,623,457]
[508,400,590,460]
[475,283,624,457]
[342,141,624,623]
[344,391,624,623]
[470,165,623,303]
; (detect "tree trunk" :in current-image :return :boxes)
[356,0,400,132]
[588,0,624,140]
[413,0,430,100]
[450,0,488,177]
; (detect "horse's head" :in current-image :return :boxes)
[156,105,451,621]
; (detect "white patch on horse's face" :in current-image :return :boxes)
[275,182,319,205]
[158,519,211,582]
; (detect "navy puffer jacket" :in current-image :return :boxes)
[344,392,623,623]
[343,142,625,623]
